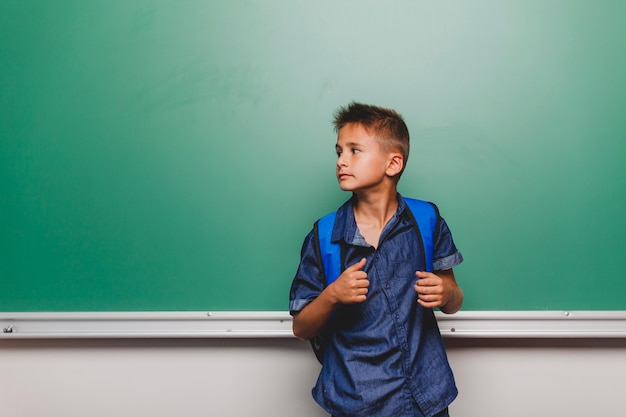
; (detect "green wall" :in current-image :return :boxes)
[1,1,625,311]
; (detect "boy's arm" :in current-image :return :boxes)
[414,269,464,314]
[292,258,369,340]
[292,288,338,341]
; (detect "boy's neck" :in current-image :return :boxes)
[353,189,399,229]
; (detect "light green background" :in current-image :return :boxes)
[1,1,625,311]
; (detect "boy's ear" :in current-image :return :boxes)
[386,153,404,177]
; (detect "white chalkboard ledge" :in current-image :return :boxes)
[1,311,625,339]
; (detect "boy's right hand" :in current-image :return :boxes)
[330,258,369,304]
[292,258,368,340]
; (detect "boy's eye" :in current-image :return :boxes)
[352,148,361,154]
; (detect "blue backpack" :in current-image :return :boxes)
[310,197,439,363]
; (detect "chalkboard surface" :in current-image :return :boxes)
[2,1,625,311]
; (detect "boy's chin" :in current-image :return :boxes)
[338,184,355,192]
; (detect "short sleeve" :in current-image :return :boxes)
[432,216,463,271]
[289,230,325,315]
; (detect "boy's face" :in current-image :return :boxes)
[335,123,401,193]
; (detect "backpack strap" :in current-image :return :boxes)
[314,211,341,286]
[402,197,439,272]
[310,212,339,364]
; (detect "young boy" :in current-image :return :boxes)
[289,102,464,417]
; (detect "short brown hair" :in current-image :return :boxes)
[333,102,410,178]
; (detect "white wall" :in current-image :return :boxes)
[1,337,625,417]
[445,338,626,416]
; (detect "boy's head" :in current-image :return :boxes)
[333,102,410,180]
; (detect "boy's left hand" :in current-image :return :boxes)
[414,270,463,313]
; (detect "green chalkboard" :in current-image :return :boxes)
[1,1,625,311]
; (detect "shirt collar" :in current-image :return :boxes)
[330,193,408,245]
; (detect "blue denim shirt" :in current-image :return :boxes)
[290,195,463,417]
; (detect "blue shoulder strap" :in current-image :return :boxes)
[403,197,436,273]
[316,197,437,286]
[316,211,340,286]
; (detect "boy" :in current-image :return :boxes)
[289,102,464,417]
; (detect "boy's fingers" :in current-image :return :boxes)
[415,277,443,296]
[346,257,367,271]
[416,286,438,296]
[417,299,439,308]
[415,277,438,287]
